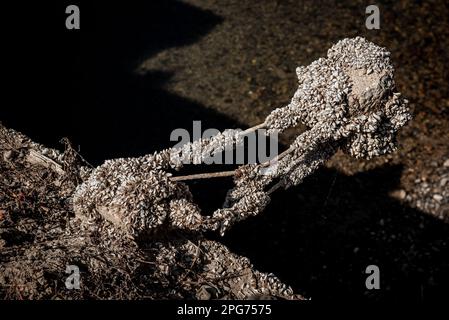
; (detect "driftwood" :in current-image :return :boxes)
[0,37,413,300]
[0,124,303,299]
[73,37,411,238]
[26,149,65,175]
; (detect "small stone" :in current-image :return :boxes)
[433,194,443,202]
[444,159,449,167]
[390,189,406,200]
[440,178,448,187]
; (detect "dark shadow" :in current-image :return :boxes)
[216,164,449,302]
[1,1,238,166]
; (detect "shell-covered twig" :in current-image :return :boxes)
[73,37,411,237]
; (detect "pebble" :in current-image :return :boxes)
[390,189,406,200]
[444,159,449,167]
[433,194,443,202]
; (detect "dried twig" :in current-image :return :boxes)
[171,170,235,181]
[26,149,65,175]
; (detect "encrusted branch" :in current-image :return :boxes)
[72,37,411,238]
